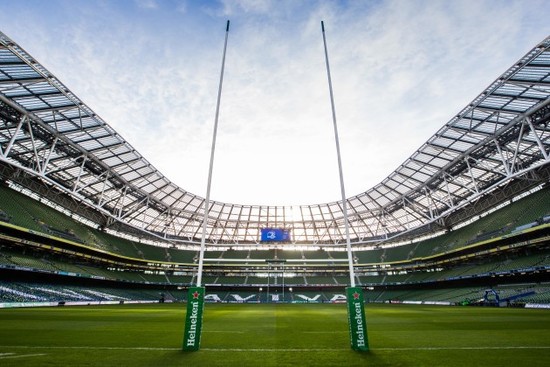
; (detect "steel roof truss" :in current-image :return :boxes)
[527,115,549,160]
[0,112,25,158]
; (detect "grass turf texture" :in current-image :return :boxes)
[0,303,549,366]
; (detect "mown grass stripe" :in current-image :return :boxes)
[203,330,245,333]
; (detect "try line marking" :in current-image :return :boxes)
[2,346,550,352]
[0,353,46,359]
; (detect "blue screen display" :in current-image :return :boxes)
[260,228,291,242]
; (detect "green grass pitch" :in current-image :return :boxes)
[0,303,549,366]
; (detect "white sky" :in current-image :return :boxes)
[0,0,549,206]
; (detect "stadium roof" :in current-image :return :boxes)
[0,31,549,246]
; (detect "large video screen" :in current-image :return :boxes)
[260,228,291,242]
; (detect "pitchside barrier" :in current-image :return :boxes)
[0,300,160,308]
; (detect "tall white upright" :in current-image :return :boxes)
[321,20,369,351]
[196,20,230,287]
[183,20,230,352]
[320,21,356,286]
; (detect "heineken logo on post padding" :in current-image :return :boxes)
[353,301,366,347]
[183,287,205,351]
[186,300,199,346]
[346,287,369,351]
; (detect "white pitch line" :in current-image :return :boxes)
[0,353,15,356]
[202,348,348,352]
[375,346,550,351]
[2,345,550,352]
[0,346,179,351]
[0,353,46,359]
[202,346,550,352]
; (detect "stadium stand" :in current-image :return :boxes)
[0,31,549,308]
[0,187,550,303]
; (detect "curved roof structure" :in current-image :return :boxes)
[1,31,549,246]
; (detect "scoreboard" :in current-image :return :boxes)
[260,228,291,242]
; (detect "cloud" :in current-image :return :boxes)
[135,0,158,9]
[175,0,187,14]
[219,0,274,15]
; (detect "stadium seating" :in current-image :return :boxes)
[1,184,550,306]
[353,187,550,264]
